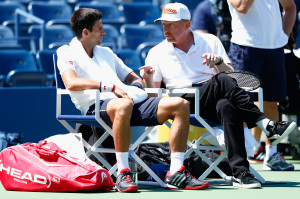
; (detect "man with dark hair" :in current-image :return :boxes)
[56,8,209,192]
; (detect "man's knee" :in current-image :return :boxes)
[170,97,190,114]
[157,97,190,121]
[215,72,234,83]
[108,99,133,118]
[216,99,235,115]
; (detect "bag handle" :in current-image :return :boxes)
[35,140,67,157]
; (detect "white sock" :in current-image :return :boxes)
[170,152,184,175]
[253,141,261,152]
[256,118,271,136]
[116,152,129,175]
[265,145,277,160]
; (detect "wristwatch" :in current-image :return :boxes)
[215,56,223,65]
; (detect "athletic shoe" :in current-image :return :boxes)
[164,166,209,190]
[266,121,296,145]
[263,153,295,171]
[248,144,266,163]
[233,170,261,189]
[115,168,138,192]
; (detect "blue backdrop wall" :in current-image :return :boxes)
[0,87,146,143]
[0,87,76,143]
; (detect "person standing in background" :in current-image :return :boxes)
[192,0,232,51]
[227,0,296,171]
[192,0,218,35]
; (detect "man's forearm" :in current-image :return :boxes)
[215,62,234,73]
[281,0,296,37]
[143,79,159,97]
[143,78,155,88]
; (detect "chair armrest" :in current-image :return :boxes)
[165,88,198,95]
[57,88,100,95]
[57,88,163,113]
[56,88,100,118]
[144,88,162,97]
[49,42,70,49]
[163,87,217,137]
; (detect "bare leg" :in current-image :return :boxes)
[106,98,133,152]
[156,97,190,152]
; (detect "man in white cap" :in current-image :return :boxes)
[140,2,296,189]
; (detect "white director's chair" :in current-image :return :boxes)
[53,54,168,187]
[164,82,265,184]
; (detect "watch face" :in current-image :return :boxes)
[216,57,223,65]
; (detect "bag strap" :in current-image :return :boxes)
[35,140,91,170]
[35,140,67,157]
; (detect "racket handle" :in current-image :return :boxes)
[166,82,193,89]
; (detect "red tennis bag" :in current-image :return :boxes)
[0,140,114,192]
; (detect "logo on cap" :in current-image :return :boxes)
[162,7,177,15]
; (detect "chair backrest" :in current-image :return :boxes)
[129,0,153,2]
[28,2,72,23]
[5,69,48,87]
[0,49,39,76]
[28,25,74,52]
[169,0,203,15]
[75,2,121,21]
[0,2,26,24]
[74,2,125,30]
[0,25,18,47]
[120,24,164,49]
[102,24,119,50]
[2,21,35,51]
[36,49,57,74]
[121,2,161,24]
[136,41,159,65]
[53,53,65,89]
[114,49,142,75]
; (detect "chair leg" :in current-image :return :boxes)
[130,126,154,150]
[128,126,168,187]
[195,150,230,180]
[250,165,265,183]
[83,134,117,176]
[108,164,118,176]
[84,125,169,187]
[131,152,167,187]
[58,120,77,133]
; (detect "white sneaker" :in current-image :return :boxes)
[263,153,294,171]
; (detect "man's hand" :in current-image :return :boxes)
[113,85,133,102]
[202,53,222,68]
[139,66,155,81]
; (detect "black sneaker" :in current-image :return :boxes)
[248,143,265,163]
[115,168,138,192]
[233,171,261,189]
[266,121,296,145]
[164,166,209,190]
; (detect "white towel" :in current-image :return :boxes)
[70,38,148,104]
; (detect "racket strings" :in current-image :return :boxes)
[226,72,261,90]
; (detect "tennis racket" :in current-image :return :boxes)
[166,70,262,91]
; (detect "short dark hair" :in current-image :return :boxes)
[70,8,103,39]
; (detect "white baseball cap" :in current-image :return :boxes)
[154,3,191,22]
